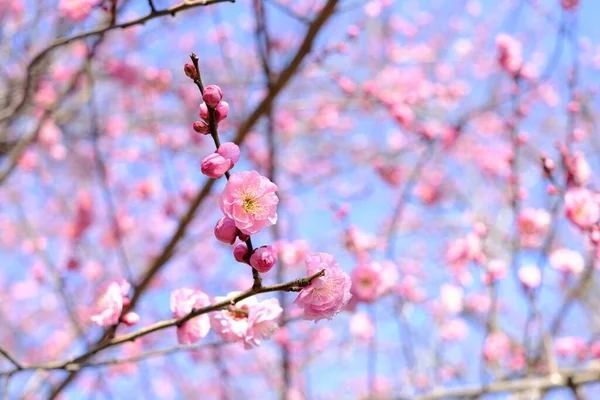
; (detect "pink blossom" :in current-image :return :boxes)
[484,259,508,284]
[249,245,278,273]
[210,293,257,342]
[565,188,600,229]
[440,319,467,342]
[446,233,482,267]
[214,217,238,245]
[496,33,522,74]
[90,279,130,327]
[518,265,541,289]
[121,311,140,326]
[518,208,551,248]
[216,142,240,166]
[483,331,510,362]
[350,263,382,303]
[183,63,198,80]
[276,240,310,266]
[440,284,464,314]
[561,0,579,10]
[350,312,375,340]
[567,151,591,186]
[294,253,352,321]
[59,0,97,22]
[192,120,210,134]
[219,170,279,235]
[201,153,231,179]
[555,336,585,357]
[215,101,229,122]
[550,248,584,275]
[170,288,211,345]
[203,85,223,108]
[243,298,283,349]
[233,242,249,262]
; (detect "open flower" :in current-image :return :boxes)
[170,288,211,345]
[565,188,600,229]
[244,298,283,349]
[294,253,352,322]
[219,170,278,235]
[90,279,130,327]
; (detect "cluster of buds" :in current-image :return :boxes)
[191,82,229,135]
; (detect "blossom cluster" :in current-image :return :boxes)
[89,78,352,350]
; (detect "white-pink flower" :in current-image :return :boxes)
[294,253,352,322]
[170,288,211,345]
[565,188,600,229]
[244,298,283,349]
[440,284,464,315]
[518,208,550,248]
[90,279,130,327]
[550,248,584,275]
[219,170,278,235]
[59,0,97,22]
[518,265,541,289]
[210,293,257,342]
[350,312,375,340]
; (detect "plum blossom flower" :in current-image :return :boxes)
[210,293,257,342]
[440,284,464,315]
[561,0,579,10]
[496,33,522,74]
[294,253,352,321]
[565,187,600,229]
[59,0,97,22]
[243,298,283,349]
[219,170,278,235]
[170,288,211,345]
[214,217,238,245]
[90,279,130,326]
[440,319,467,342]
[483,331,510,362]
[518,208,551,248]
[350,261,397,303]
[249,245,278,273]
[203,85,224,108]
[518,265,541,289]
[550,248,584,275]
[350,312,375,340]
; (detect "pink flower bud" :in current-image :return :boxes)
[215,101,229,122]
[198,102,209,120]
[250,245,278,273]
[121,311,140,326]
[203,85,223,108]
[193,121,210,135]
[233,242,248,263]
[184,63,198,80]
[201,153,231,179]
[122,296,131,307]
[216,142,240,165]
[214,217,238,245]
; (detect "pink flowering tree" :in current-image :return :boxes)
[1,0,600,399]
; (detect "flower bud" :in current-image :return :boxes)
[203,85,223,108]
[184,63,198,80]
[198,102,209,120]
[215,101,229,122]
[201,153,231,179]
[120,311,140,326]
[233,242,248,263]
[193,121,210,135]
[250,245,278,273]
[214,217,238,245]
[217,142,240,165]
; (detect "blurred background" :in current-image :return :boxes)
[1,0,600,398]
